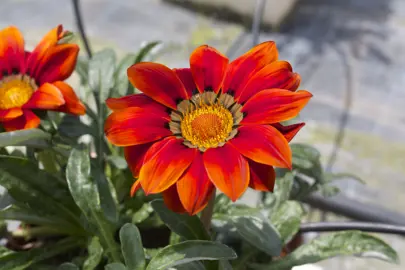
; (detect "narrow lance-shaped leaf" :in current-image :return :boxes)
[0,129,51,148]
[92,169,118,225]
[75,55,89,84]
[0,206,67,227]
[105,263,127,270]
[232,213,282,257]
[134,41,161,63]
[259,231,399,270]
[88,49,116,101]
[58,263,80,270]
[146,240,237,270]
[265,173,294,209]
[151,199,210,240]
[173,261,205,270]
[119,223,146,270]
[271,201,304,244]
[0,237,82,270]
[0,156,80,227]
[83,237,103,270]
[114,53,137,97]
[66,147,121,262]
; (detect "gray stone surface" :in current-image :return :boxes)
[1,0,405,269]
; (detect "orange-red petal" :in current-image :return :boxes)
[203,143,249,201]
[189,45,229,94]
[23,83,65,109]
[105,107,171,146]
[162,184,187,214]
[26,25,66,77]
[36,44,79,84]
[127,62,188,109]
[2,110,40,131]
[106,93,167,114]
[0,26,25,75]
[176,152,215,215]
[248,159,276,192]
[272,122,305,142]
[124,142,154,178]
[222,41,278,96]
[229,125,292,169]
[173,68,196,98]
[241,89,312,125]
[236,61,301,103]
[139,137,197,194]
[0,108,23,121]
[50,81,86,115]
[130,180,142,197]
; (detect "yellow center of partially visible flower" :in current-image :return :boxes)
[0,75,35,109]
[181,104,233,149]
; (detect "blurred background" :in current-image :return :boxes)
[1,0,405,269]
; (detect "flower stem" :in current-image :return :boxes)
[200,191,216,231]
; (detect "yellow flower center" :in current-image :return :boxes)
[181,104,233,149]
[0,75,36,109]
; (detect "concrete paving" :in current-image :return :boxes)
[1,0,405,269]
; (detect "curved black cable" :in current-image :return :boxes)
[72,0,92,58]
[300,222,405,236]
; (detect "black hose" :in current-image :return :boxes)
[72,0,92,58]
[300,222,405,236]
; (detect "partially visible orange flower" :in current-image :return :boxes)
[105,41,312,215]
[0,25,85,131]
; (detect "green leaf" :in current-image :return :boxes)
[37,149,59,174]
[0,156,80,226]
[271,201,304,243]
[219,260,233,270]
[151,199,210,240]
[267,173,294,208]
[107,156,128,170]
[275,173,294,203]
[291,143,320,161]
[213,194,232,214]
[105,263,127,270]
[0,129,51,148]
[0,237,82,270]
[83,237,104,270]
[173,261,205,270]
[0,246,14,257]
[135,41,161,64]
[261,231,399,269]
[0,155,70,202]
[132,203,153,224]
[93,170,119,225]
[232,213,282,256]
[119,223,146,270]
[146,240,237,270]
[88,49,116,101]
[114,53,137,97]
[58,263,80,270]
[0,206,66,227]
[75,55,89,84]
[66,147,121,262]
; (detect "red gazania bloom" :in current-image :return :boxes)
[105,41,312,215]
[0,25,85,131]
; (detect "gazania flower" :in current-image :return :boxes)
[105,41,312,215]
[0,25,85,131]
